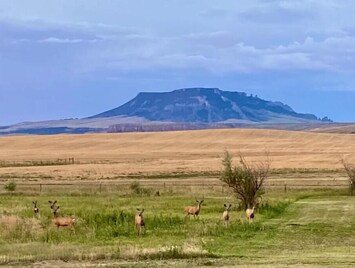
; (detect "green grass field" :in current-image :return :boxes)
[0,188,354,267]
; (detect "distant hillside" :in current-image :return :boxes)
[0,88,337,135]
[309,123,355,134]
[91,88,330,123]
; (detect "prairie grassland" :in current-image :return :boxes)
[0,129,355,266]
[0,189,354,267]
[0,129,354,182]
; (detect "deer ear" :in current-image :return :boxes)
[136,208,140,211]
[224,204,227,207]
[48,201,51,203]
[229,204,232,208]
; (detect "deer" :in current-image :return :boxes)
[49,201,76,233]
[185,199,204,218]
[135,208,145,235]
[222,203,232,226]
[246,206,255,224]
[246,197,262,224]
[32,201,40,218]
[48,200,58,211]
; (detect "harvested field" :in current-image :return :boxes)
[0,129,354,183]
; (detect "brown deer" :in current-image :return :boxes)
[135,208,145,235]
[246,206,255,224]
[50,203,76,233]
[185,199,204,218]
[222,204,232,226]
[32,201,40,217]
[246,197,261,224]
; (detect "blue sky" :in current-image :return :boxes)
[1,0,355,125]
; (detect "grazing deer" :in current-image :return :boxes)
[32,201,39,216]
[222,204,232,226]
[185,199,204,218]
[246,206,255,224]
[135,208,145,235]
[50,203,76,233]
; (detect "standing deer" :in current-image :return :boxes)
[222,204,232,226]
[246,206,255,224]
[246,197,261,224]
[49,202,76,233]
[135,208,145,235]
[32,201,40,218]
[185,199,204,218]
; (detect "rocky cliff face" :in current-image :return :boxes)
[91,87,321,123]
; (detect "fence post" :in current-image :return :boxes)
[99,182,102,193]
[39,183,42,193]
[284,183,287,193]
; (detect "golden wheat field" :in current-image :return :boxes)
[0,129,354,183]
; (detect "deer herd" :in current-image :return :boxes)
[31,199,257,235]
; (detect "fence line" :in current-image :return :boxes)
[0,180,350,194]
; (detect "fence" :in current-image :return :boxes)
[0,177,350,195]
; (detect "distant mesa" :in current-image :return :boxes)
[90,87,331,123]
[1,87,336,135]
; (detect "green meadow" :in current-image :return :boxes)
[0,188,354,267]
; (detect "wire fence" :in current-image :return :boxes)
[0,178,350,195]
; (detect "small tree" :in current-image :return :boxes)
[220,151,269,209]
[342,159,355,195]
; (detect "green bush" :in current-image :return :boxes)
[130,181,152,196]
[4,181,17,192]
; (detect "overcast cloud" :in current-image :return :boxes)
[0,0,355,124]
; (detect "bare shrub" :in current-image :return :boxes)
[220,151,270,209]
[341,158,355,195]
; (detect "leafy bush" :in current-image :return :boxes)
[220,151,269,209]
[4,181,17,192]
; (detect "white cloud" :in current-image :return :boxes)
[1,9,355,85]
[38,37,84,43]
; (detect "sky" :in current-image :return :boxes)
[1,0,355,125]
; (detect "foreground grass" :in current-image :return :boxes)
[0,190,354,267]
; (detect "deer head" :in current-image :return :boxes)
[222,203,232,225]
[196,199,204,208]
[48,200,57,210]
[48,200,60,215]
[224,203,232,211]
